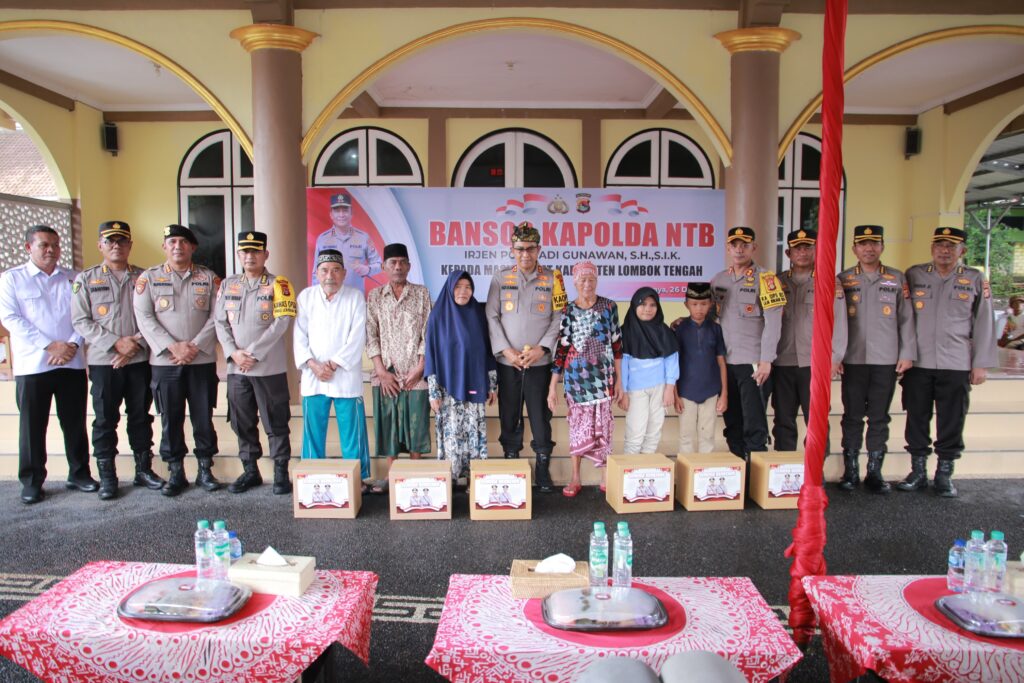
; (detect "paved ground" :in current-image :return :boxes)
[0,475,1021,682]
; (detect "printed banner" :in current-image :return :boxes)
[394,476,449,513]
[693,466,742,502]
[306,187,725,300]
[296,472,350,509]
[767,463,803,498]
[622,467,672,504]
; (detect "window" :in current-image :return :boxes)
[605,129,714,188]
[777,132,847,271]
[312,127,423,186]
[453,129,576,188]
[177,129,254,278]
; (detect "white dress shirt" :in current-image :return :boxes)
[294,284,366,398]
[0,261,84,376]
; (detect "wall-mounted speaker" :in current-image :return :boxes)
[904,127,921,159]
[101,122,119,157]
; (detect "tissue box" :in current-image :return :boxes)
[676,452,746,511]
[509,559,589,599]
[227,553,316,597]
[292,459,361,519]
[749,452,804,510]
[605,453,675,514]
[389,460,452,520]
[470,459,532,520]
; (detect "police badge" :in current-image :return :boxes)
[576,193,592,214]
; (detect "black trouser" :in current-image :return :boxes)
[771,365,810,452]
[901,367,970,461]
[723,363,768,456]
[89,362,154,461]
[151,363,218,463]
[15,368,90,492]
[227,372,291,463]
[497,363,554,455]
[841,364,898,453]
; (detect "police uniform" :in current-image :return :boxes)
[71,221,163,499]
[312,192,382,291]
[771,230,849,453]
[897,227,996,497]
[133,224,223,497]
[711,227,784,458]
[838,224,917,493]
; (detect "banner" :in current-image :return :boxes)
[306,187,724,300]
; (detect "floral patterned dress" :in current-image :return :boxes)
[428,370,498,478]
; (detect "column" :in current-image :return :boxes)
[716,28,800,269]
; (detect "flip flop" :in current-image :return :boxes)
[562,483,581,498]
[599,482,607,493]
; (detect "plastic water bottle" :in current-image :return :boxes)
[589,522,609,596]
[612,521,633,589]
[946,539,966,593]
[964,529,987,594]
[211,520,232,581]
[985,531,1008,593]
[228,531,243,563]
[194,520,214,588]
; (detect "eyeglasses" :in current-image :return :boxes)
[103,237,130,246]
[512,246,539,254]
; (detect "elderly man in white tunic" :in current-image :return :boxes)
[294,249,370,485]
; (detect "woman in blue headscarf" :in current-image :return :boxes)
[425,271,498,481]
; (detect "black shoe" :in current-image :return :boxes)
[97,459,118,500]
[133,452,166,490]
[863,450,892,494]
[273,461,292,495]
[504,451,520,459]
[933,459,959,498]
[896,455,929,492]
[837,450,860,491]
[228,461,263,494]
[534,454,555,493]
[162,461,188,497]
[20,488,44,505]
[66,475,99,493]
[195,458,224,492]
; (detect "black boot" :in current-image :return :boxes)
[133,452,166,490]
[863,450,892,494]
[162,461,188,497]
[933,459,958,498]
[228,459,263,494]
[97,459,118,500]
[504,451,520,459]
[534,453,555,493]
[273,460,292,495]
[896,455,929,492]
[837,450,860,491]
[195,457,224,492]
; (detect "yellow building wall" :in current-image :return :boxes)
[0,82,74,198]
[71,103,113,248]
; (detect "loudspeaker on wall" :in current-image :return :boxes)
[101,122,119,157]
[904,127,921,159]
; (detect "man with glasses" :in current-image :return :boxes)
[897,227,996,497]
[485,222,562,493]
[72,221,164,499]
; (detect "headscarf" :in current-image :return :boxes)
[424,271,496,403]
[572,261,598,286]
[621,287,677,359]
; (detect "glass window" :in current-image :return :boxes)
[777,133,846,271]
[667,140,703,179]
[312,127,422,186]
[189,141,225,179]
[324,139,361,178]
[186,194,227,277]
[375,138,413,176]
[462,144,506,187]
[606,129,713,188]
[617,142,653,178]
[523,143,567,188]
[454,129,575,188]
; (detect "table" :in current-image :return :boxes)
[803,574,1024,682]
[426,574,801,683]
[0,561,378,683]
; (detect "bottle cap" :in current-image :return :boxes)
[991,531,1004,541]
[228,531,237,539]
[954,539,965,547]
[197,520,210,529]
[971,529,984,540]
[617,521,630,534]
[593,522,606,535]
[214,520,227,530]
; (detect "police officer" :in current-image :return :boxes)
[134,224,223,497]
[71,221,164,499]
[710,227,784,459]
[215,231,296,495]
[838,225,916,493]
[897,227,996,497]
[311,191,382,291]
[771,229,848,453]
[485,221,563,492]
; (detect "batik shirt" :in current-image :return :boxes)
[552,296,623,405]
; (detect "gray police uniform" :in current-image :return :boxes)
[485,264,562,457]
[312,226,382,291]
[711,263,784,457]
[771,271,848,451]
[215,271,293,466]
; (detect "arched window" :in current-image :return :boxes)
[177,129,253,277]
[777,132,847,271]
[312,127,423,186]
[605,129,715,188]
[453,129,576,188]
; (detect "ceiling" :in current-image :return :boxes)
[966,130,1024,208]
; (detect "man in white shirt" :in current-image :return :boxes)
[294,249,370,483]
[0,225,97,504]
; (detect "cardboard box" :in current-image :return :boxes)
[389,459,452,520]
[228,553,316,597]
[676,452,746,511]
[509,559,589,599]
[1007,561,1024,599]
[292,459,361,519]
[749,452,804,510]
[604,454,675,514]
[470,459,532,520]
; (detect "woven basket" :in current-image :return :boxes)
[509,559,590,599]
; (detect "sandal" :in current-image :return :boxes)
[599,482,607,493]
[369,479,389,495]
[562,483,582,498]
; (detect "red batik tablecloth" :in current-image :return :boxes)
[0,561,378,683]
[803,574,1024,682]
[426,574,801,683]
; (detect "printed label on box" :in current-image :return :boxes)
[474,473,527,510]
[622,467,672,503]
[394,476,449,513]
[693,466,742,501]
[296,472,349,509]
[767,463,803,497]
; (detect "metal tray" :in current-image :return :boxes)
[936,593,1024,638]
[541,586,668,631]
[117,576,252,622]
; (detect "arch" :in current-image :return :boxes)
[301,17,731,164]
[0,19,252,158]
[0,97,70,198]
[949,98,1024,214]
[779,25,1024,164]
[451,127,577,188]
